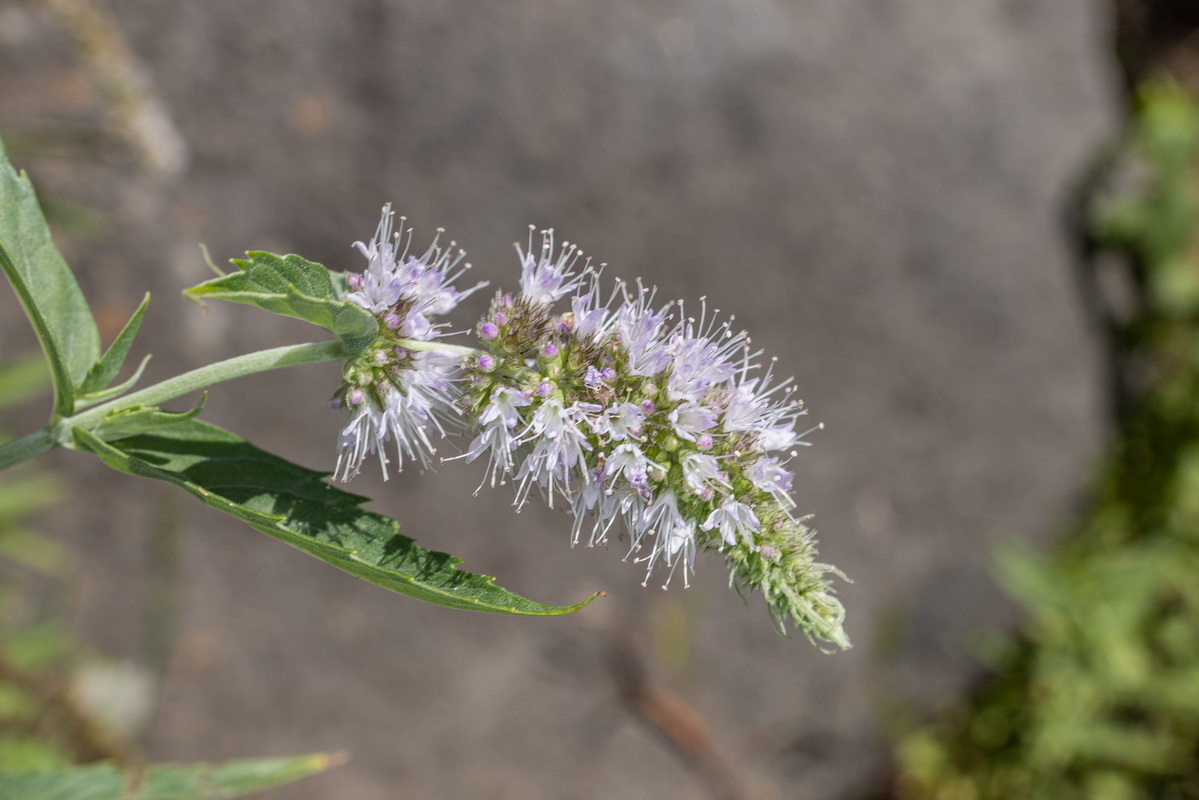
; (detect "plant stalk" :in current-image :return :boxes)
[0,427,56,472]
[60,340,351,438]
[0,336,480,471]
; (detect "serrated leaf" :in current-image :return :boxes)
[0,752,337,800]
[78,293,149,398]
[184,252,377,355]
[0,136,101,417]
[73,420,597,616]
[89,395,207,443]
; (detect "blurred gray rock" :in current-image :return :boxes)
[0,0,1117,797]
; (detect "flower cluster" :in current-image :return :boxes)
[332,205,481,481]
[332,213,848,648]
[457,228,848,648]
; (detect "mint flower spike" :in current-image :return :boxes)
[461,232,851,649]
[333,206,485,481]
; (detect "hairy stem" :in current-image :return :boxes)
[60,340,350,438]
[0,337,478,471]
[0,427,56,472]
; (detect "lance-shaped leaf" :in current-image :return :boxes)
[0,136,101,417]
[185,252,377,355]
[77,292,150,401]
[73,420,597,616]
[89,394,207,442]
[0,752,338,800]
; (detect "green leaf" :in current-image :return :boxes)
[184,252,377,355]
[0,752,338,800]
[0,136,101,418]
[89,395,207,443]
[73,355,152,410]
[77,293,150,399]
[73,420,598,616]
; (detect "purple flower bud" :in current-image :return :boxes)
[601,367,617,382]
[537,380,553,398]
[497,295,513,309]
[640,399,655,415]
[477,354,496,372]
[556,319,571,334]
[384,312,400,329]
[348,388,365,406]
[347,273,364,291]
[696,433,714,451]
[373,349,388,364]
[494,311,509,326]
[480,321,499,341]
[542,342,559,358]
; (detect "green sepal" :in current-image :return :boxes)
[0,135,101,417]
[73,420,598,616]
[88,394,207,443]
[0,752,338,799]
[77,292,150,398]
[184,252,377,356]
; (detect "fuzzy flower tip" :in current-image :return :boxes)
[332,205,484,481]
[458,228,849,650]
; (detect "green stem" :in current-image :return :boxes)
[0,337,477,471]
[61,340,349,437]
[0,427,56,472]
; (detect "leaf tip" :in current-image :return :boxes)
[314,750,350,770]
[182,286,210,311]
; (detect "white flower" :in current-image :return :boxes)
[700,501,760,549]
[681,452,729,500]
[669,401,718,442]
[518,227,587,305]
[604,442,650,489]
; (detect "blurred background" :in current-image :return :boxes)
[4,0,1198,798]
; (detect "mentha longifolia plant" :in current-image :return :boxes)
[0,128,848,653]
[0,137,847,795]
[330,206,849,649]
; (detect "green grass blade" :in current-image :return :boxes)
[0,752,338,799]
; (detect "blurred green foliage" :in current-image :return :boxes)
[0,337,90,771]
[889,84,1199,800]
